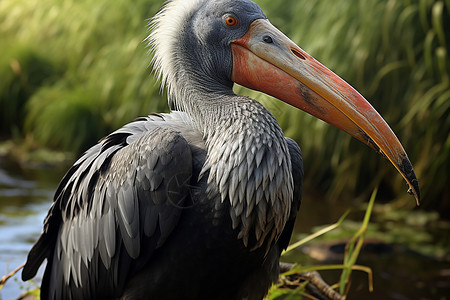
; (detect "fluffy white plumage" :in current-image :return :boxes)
[146,0,203,101]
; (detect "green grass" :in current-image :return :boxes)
[0,0,167,152]
[266,190,378,299]
[0,0,448,209]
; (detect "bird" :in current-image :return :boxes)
[21,0,420,299]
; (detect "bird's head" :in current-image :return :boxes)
[148,0,266,98]
[148,0,420,204]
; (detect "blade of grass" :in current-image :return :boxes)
[339,188,377,295]
[283,210,350,255]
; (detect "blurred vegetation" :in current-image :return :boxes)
[0,0,448,212]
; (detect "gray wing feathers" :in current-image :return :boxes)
[46,116,193,298]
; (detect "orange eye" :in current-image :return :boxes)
[224,15,238,27]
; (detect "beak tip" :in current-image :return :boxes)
[407,181,421,206]
[400,157,420,206]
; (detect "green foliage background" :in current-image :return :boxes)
[0,0,448,210]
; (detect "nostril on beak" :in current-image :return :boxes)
[291,48,305,60]
[263,36,273,44]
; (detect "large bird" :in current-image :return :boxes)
[22,0,420,299]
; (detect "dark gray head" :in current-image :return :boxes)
[148,0,266,105]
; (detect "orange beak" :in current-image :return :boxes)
[231,19,420,204]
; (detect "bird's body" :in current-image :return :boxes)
[22,0,420,299]
[32,105,302,299]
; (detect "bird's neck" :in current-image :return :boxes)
[185,91,294,252]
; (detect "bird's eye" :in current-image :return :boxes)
[224,15,239,27]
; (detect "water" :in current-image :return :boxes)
[0,158,66,300]
[0,157,449,299]
[288,191,450,300]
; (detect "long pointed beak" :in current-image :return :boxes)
[231,19,420,205]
